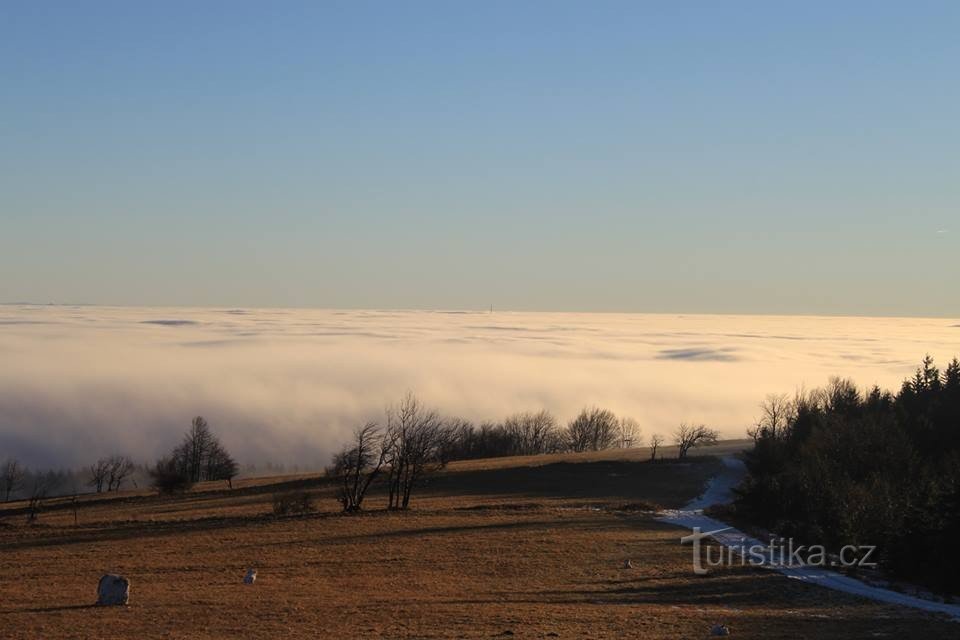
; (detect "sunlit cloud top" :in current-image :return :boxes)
[2,305,958,468]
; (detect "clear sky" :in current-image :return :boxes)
[1,1,957,315]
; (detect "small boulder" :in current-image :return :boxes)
[96,574,130,606]
[711,624,730,636]
[622,559,633,569]
[243,568,257,584]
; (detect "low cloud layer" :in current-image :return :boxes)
[1,306,958,469]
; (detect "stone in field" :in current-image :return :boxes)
[96,574,130,606]
[243,568,257,584]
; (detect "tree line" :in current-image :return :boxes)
[737,355,960,594]
[0,417,238,506]
[440,407,644,461]
[329,392,716,512]
[3,401,715,512]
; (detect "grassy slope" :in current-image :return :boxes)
[1,441,956,639]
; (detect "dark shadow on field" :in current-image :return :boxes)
[0,511,615,553]
[433,567,927,613]
[0,458,720,551]
[521,571,791,607]
[15,604,99,613]
[419,458,722,508]
[422,587,950,638]
[244,515,612,550]
[0,512,318,551]
[0,473,334,520]
[0,457,719,524]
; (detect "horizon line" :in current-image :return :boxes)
[2,301,957,322]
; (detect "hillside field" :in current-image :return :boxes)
[2,441,957,639]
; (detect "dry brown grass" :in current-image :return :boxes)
[1,443,956,639]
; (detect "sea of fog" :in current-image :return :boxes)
[1,305,958,469]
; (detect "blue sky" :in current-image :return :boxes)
[1,1,957,315]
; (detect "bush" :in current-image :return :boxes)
[272,490,315,515]
[150,456,194,495]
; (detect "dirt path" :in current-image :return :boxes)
[658,456,960,619]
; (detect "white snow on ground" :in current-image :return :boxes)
[658,456,960,619]
[681,456,747,511]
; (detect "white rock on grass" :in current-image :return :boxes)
[243,568,257,584]
[96,574,130,606]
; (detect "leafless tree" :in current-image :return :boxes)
[178,416,216,482]
[205,441,239,488]
[383,393,452,510]
[89,455,136,492]
[88,458,111,493]
[2,458,24,502]
[674,423,720,459]
[26,472,54,523]
[157,416,236,486]
[748,393,795,440]
[615,417,642,449]
[107,455,136,491]
[331,422,388,512]
[566,407,619,452]
[648,434,664,461]
[502,410,560,455]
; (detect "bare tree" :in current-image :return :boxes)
[105,455,136,492]
[2,458,24,501]
[178,416,216,483]
[89,455,136,493]
[748,393,795,440]
[205,442,239,488]
[383,393,451,510]
[566,407,619,452]
[159,416,236,486]
[674,423,720,460]
[26,472,54,523]
[502,410,560,455]
[615,417,642,449]
[88,458,111,493]
[649,434,664,460]
[331,422,387,511]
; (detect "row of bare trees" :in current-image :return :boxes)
[4,405,717,509]
[329,393,721,512]
[2,459,81,506]
[1,459,76,522]
[441,407,642,461]
[4,418,241,503]
[88,455,136,493]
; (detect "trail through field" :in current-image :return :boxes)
[658,456,960,619]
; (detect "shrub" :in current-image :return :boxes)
[272,490,315,515]
[150,456,194,495]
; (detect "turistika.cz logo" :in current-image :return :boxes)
[681,527,878,576]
